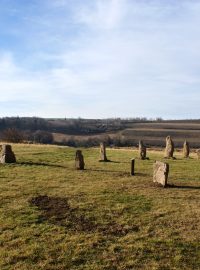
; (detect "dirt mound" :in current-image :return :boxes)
[29,195,138,236]
[29,195,96,232]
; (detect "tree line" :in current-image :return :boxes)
[3,116,198,147]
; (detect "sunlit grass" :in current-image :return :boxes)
[0,144,200,270]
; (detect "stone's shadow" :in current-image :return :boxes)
[167,184,200,190]
[117,172,132,177]
[134,173,149,177]
[18,161,65,168]
[99,160,121,164]
[134,157,150,160]
[86,169,149,176]
[86,168,125,173]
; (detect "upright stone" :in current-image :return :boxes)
[75,150,84,170]
[196,149,200,159]
[0,144,16,163]
[130,158,135,176]
[153,161,169,187]
[99,142,108,162]
[139,140,146,160]
[164,136,174,158]
[183,140,190,158]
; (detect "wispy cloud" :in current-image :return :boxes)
[75,0,125,30]
[0,0,200,118]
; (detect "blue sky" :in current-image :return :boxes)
[0,0,200,119]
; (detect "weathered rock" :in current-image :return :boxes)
[99,142,108,162]
[0,144,16,163]
[196,149,200,159]
[75,150,84,170]
[153,161,169,187]
[164,136,174,158]
[183,140,190,158]
[139,140,146,160]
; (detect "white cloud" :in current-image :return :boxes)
[1,0,200,118]
[76,0,125,30]
[0,53,50,102]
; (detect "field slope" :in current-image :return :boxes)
[0,144,200,270]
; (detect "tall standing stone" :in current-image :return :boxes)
[196,149,200,159]
[75,150,84,170]
[139,140,146,160]
[183,140,190,158]
[164,136,174,158]
[0,144,16,163]
[99,142,108,162]
[153,161,169,187]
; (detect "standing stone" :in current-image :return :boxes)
[99,142,108,162]
[139,140,146,160]
[183,140,190,158]
[75,150,84,170]
[196,149,200,159]
[130,159,135,176]
[164,136,174,158]
[153,161,169,187]
[0,144,16,163]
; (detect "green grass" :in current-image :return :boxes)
[0,144,200,270]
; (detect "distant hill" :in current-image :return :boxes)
[0,117,200,147]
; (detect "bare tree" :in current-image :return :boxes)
[2,128,24,143]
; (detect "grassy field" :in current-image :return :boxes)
[0,144,200,270]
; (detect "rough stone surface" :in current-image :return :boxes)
[75,150,84,170]
[0,144,16,163]
[138,140,146,160]
[99,142,108,161]
[164,136,174,158]
[196,149,200,159]
[153,161,169,187]
[183,140,190,158]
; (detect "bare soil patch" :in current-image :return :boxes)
[29,195,138,236]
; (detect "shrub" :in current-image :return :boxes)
[1,128,24,143]
[33,130,54,144]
